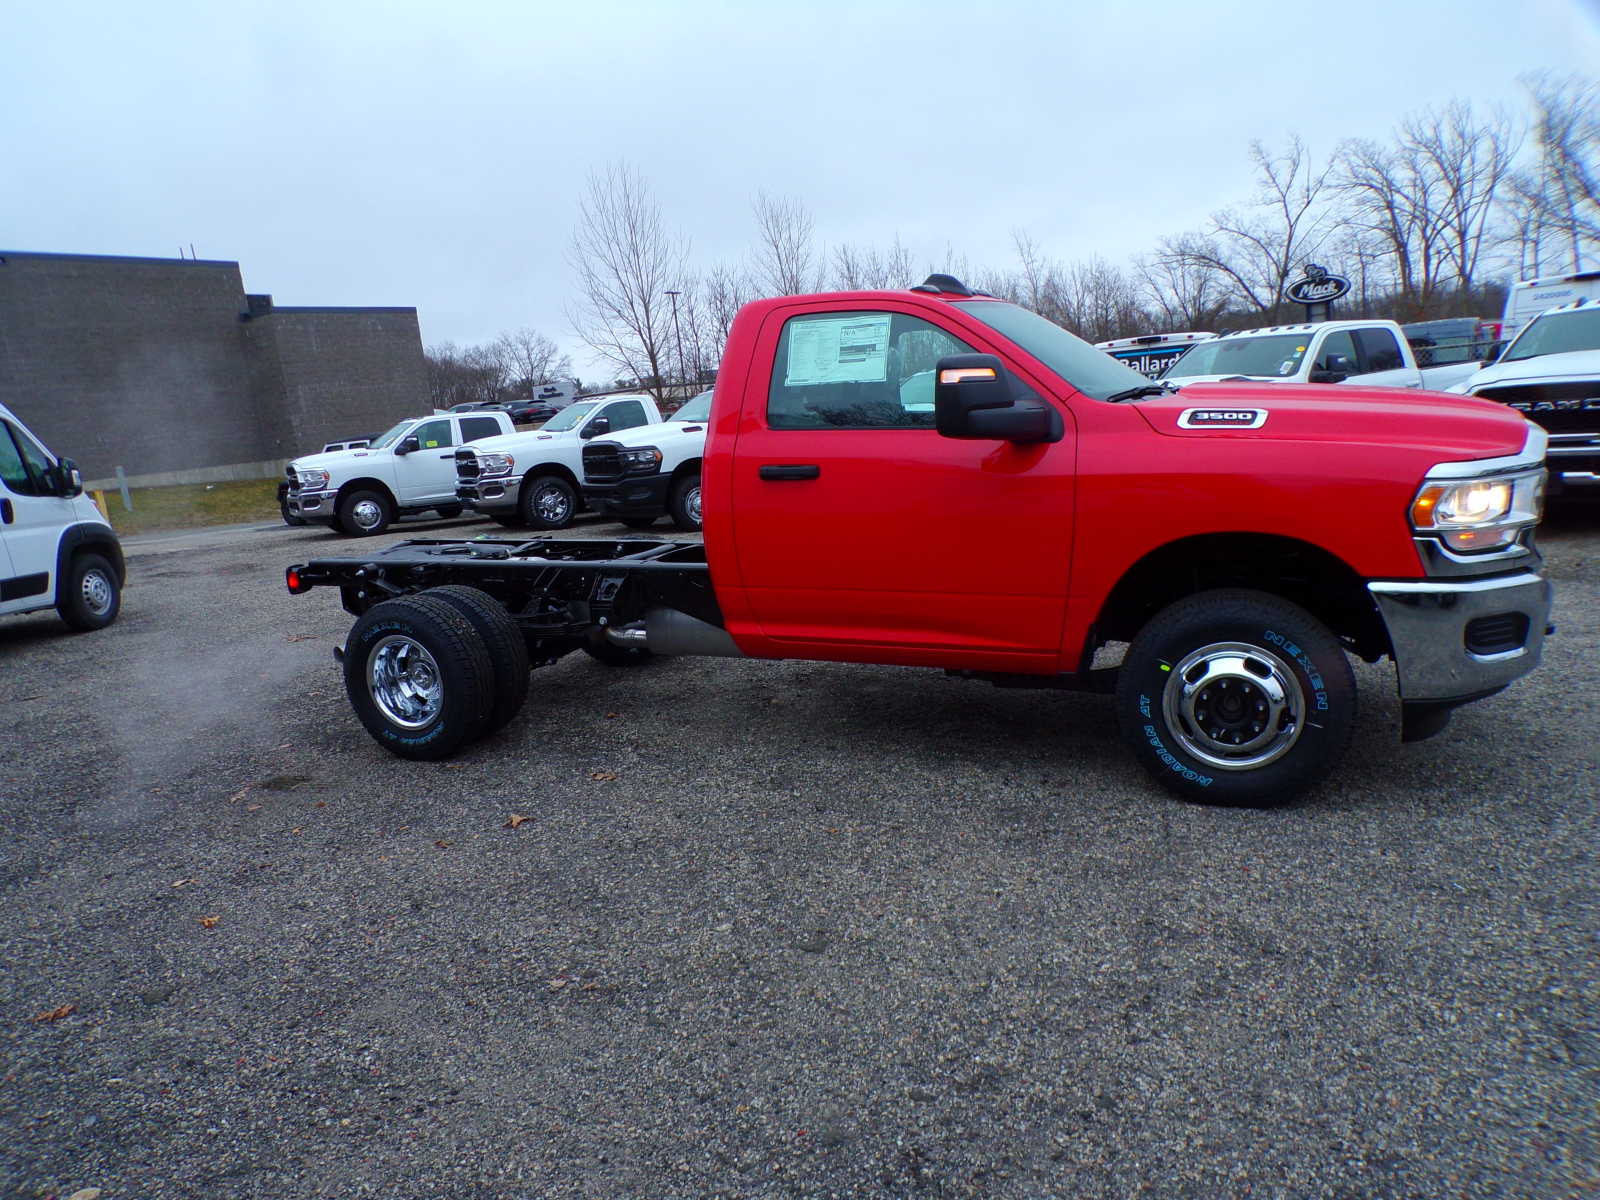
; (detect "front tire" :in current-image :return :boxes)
[1115,589,1355,806]
[518,474,576,530]
[337,488,394,537]
[668,471,703,531]
[58,552,121,632]
[279,485,307,527]
[434,503,464,520]
[342,594,496,759]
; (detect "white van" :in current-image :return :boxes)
[0,402,124,631]
[1503,272,1600,342]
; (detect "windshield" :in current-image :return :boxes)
[954,301,1148,400]
[1162,334,1310,379]
[366,419,415,450]
[671,391,713,422]
[1502,309,1600,362]
[540,401,599,432]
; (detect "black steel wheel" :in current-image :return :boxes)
[342,594,495,759]
[58,552,121,632]
[1115,588,1355,806]
[423,585,530,735]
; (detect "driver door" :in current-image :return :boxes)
[727,303,1075,670]
[0,419,69,614]
[392,417,459,504]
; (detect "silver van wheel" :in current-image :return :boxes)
[81,567,115,617]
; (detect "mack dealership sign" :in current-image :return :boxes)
[1287,263,1351,305]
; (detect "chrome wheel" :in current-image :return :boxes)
[351,498,385,531]
[367,635,443,729]
[684,484,702,525]
[534,484,571,524]
[81,568,114,616]
[1161,641,1304,771]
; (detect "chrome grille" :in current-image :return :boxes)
[454,447,481,482]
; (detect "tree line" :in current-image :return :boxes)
[441,74,1598,406]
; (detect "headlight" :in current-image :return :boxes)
[477,452,515,477]
[620,446,663,474]
[295,468,330,490]
[1411,469,1544,552]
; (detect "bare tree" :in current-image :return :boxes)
[425,341,506,409]
[491,328,571,393]
[751,191,817,295]
[568,163,687,403]
[1519,74,1600,273]
[1335,136,1448,317]
[1406,101,1521,291]
[1164,138,1337,318]
[1138,249,1229,330]
[830,235,915,290]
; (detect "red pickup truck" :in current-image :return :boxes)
[287,275,1553,805]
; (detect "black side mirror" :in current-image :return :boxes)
[395,436,420,456]
[1310,353,1354,384]
[582,416,611,439]
[54,457,84,498]
[934,354,1062,444]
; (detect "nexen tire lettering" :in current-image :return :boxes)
[1263,628,1330,710]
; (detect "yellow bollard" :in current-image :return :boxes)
[91,490,109,519]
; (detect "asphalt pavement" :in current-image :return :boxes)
[1,507,1596,1198]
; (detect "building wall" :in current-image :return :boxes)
[0,250,428,484]
[0,252,266,480]
[258,307,430,457]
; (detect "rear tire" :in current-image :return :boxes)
[58,552,120,632]
[342,594,495,759]
[668,471,703,531]
[1115,588,1355,807]
[519,474,576,530]
[423,585,530,735]
[337,488,393,537]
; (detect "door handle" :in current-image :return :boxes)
[1,498,11,523]
[759,464,820,481]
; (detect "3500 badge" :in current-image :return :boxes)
[1177,408,1269,429]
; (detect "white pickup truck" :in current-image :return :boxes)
[1159,319,1480,391]
[285,409,515,536]
[453,394,660,530]
[580,389,710,531]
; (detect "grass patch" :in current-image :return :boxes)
[92,478,281,536]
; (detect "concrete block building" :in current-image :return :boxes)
[0,250,429,485]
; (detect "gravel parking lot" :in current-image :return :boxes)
[3,508,1596,1198]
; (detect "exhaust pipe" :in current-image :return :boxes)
[604,608,743,657]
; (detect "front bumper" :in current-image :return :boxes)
[583,473,671,518]
[1368,571,1553,703]
[456,475,521,513]
[286,489,338,524]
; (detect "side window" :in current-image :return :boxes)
[602,400,648,432]
[0,423,48,496]
[768,310,977,430]
[1314,330,1359,375]
[459,416,502,443]
[412,419,453,450]
[1355,327,1404,373]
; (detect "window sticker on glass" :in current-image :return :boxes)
[785,315,891,385]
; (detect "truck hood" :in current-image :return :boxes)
[467,428,583,455]
[1134,381,1533,463]
[290,447,388,471]
[1454,348,1600,392]
[589,419,708,450]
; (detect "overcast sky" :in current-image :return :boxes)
[4,0,1598,379]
